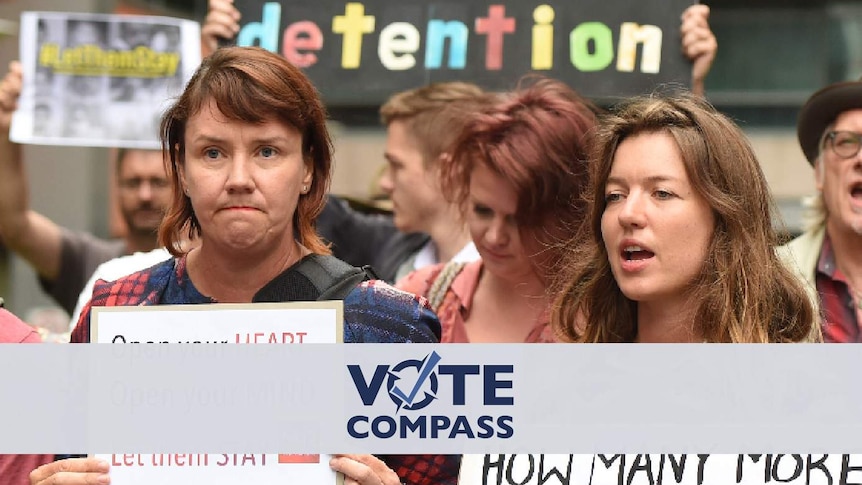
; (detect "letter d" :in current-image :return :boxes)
[237,2,281,52]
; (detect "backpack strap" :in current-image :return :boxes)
[252,254,376,303]
[425,261,467,312]
[311,256,378,301]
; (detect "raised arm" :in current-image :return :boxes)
[0,60,64,281]
[681,4,717,97]
[201,0,241,58]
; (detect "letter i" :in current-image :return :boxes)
[532,5,554,70]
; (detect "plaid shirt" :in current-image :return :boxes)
[816,236,862,342]
[70,255,460,485]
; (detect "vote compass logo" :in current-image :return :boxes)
[387,351,441,412]
[347,350,515,439]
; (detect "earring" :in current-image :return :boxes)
[302,185,308,193]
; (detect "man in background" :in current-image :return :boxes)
[319,82,488,282]
[781,78,862,341]
[0,61,168,315]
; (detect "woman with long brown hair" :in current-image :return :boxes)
[552,93,819,343]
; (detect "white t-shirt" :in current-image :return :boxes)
[394,241,480,283]
[68,248,172,332]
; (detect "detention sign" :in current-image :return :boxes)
[231,0,695,105]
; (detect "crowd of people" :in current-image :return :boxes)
[0,0,859,484]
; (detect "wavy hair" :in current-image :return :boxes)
[441,77,599,281]
[551,93,818,343]
[158,46,332,256]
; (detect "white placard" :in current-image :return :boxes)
[94,454,338,485]
[92,302,343,485]
[92,302,343,344]
[458,454,862,485]
[11,11,200,149]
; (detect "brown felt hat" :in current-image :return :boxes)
[797,78,862,165]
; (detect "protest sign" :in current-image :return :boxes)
[231,0,694,105]
[458,454,862,485]
[91,302,343,344]
[91,302,343,485]
[10,11,200,149]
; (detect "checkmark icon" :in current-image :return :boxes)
[390,351,441,408]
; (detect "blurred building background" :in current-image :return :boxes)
[0,0,857,317]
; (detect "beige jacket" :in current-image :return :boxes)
[777,224,826,338]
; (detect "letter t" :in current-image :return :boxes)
[333,3,376,69]
[475,5,516,70]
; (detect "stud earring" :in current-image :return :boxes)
[302,185,308,193]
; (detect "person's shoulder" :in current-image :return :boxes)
[382,231,431,256]
[60,226,126,253]
[342,280,441,343]
[95,248,172,280]
[90,257,175,307]
[395,262,448,294]
[0,308,41,343]
[777,225,825,263]
[346,279,426,309]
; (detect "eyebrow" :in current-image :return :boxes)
[606,174,682,186]
[190,134,295,145]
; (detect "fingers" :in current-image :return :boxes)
[0,60,22,103]
[683,37,716,64]
[202,10,239,40]
[680,4,717,93]
[29,458,110,485]
[331,454,401,485]
[202,0,241,57]
[681,24,716,57]
[680,4,716,60]
[681,4,711,23]
[0,61,23,132]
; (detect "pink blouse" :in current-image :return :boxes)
[397,260,555,343]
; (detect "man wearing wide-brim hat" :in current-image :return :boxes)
[778,78,862,342]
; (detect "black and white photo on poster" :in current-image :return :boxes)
[10,11,200,149]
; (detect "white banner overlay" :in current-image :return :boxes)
[0,344,860,454]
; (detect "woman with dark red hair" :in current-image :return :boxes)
[398,78,598,343]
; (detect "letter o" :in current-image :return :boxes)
[569,22,614,71]
[506,454,536,485]
[771,454,803,483]
[371,416,397,438]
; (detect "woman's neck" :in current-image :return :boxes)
[468,267,549,342]
[634,298,702,343]
[426,219,471,264]
[483,267,547,302]
[187,240,308,303]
